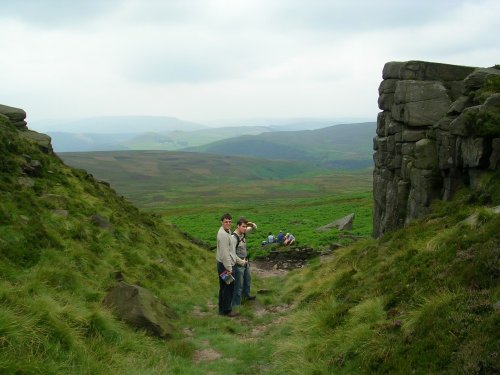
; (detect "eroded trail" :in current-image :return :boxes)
[184,258,295,374]
[249,259,290,278]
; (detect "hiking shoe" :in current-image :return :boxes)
[245,295,256,301]
[226,311,240,317]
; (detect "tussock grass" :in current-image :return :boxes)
[268,195,500,374]
[1,118,499,374]
[0,120,217,373]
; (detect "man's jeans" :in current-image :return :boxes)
[217,262,235,315]
[232,263,251,306]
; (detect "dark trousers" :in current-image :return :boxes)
[217,262,234,315]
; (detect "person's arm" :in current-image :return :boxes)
[235,255,247,266]
[246,222,257,234]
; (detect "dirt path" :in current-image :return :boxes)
[190,258,293,365]
[250,259,289,278]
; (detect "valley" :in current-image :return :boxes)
[58,150,374,250]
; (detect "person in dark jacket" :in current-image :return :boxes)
[231,217,257,307]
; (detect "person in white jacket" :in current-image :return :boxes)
[216,213,246,317]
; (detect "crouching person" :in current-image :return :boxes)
[232,217,257,307]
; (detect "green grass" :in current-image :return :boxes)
[2,116,499,374]
[0,119,217,373]
[166,191,373,254]
[473,74,500,104]
[58,150,374,251]
[268,194,500,374]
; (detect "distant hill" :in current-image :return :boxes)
[47,132,136,152]
[36,115,207,134]
[204,117,372,130]
[40,118,372,153]
[42,115,212,152]
[185,122,376,169]
[59,149,325,183]
[47,126,271,152]
[58,150,328,204]
[121,126,272,150]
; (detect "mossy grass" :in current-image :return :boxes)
[269,192,499,374]
[1,119,499,373]
[0,121,217,373]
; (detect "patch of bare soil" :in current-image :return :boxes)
[192,305,208,317]
[250,259,289,277]
[193,348,222,363]
[242,299,293,339]
[253,247,328,273]
[189,260,296,364]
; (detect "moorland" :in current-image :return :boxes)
[59,149,374,252]
[1,112,499,374]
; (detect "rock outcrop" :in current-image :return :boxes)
[103,282,177,339]
[0,104,28,130]
[373,61,500,237]
[316,213,355,232]
[0,103,53,153]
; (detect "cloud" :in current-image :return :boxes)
[0,0,122,29]
[0,0,499,126]
[259,0,461,31]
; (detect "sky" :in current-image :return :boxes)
[1,0,499,131]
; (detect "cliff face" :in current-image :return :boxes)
[373,61,500,237]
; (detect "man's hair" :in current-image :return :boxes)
[220,213,232,221]
[236,217,248,226]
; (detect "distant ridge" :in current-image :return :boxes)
[185,122,376,169]
[37,118,374,153]
[34,115,207,134]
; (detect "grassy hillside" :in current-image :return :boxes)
[58,150,374,250]
[48,126,273,152]
[47,132,133,152]
[0,118,217,373]
[2,114,499,374]
[122,126,272,150]
[58,150,346,207]
[186,122,375,169]
[271,190,500,374]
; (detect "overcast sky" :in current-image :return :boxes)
[1,0,499,130]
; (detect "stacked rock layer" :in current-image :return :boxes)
[0,103,53,153]
[373,60,500,237]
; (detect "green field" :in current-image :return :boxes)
[166,191,373,254]
[59,151,374,251]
